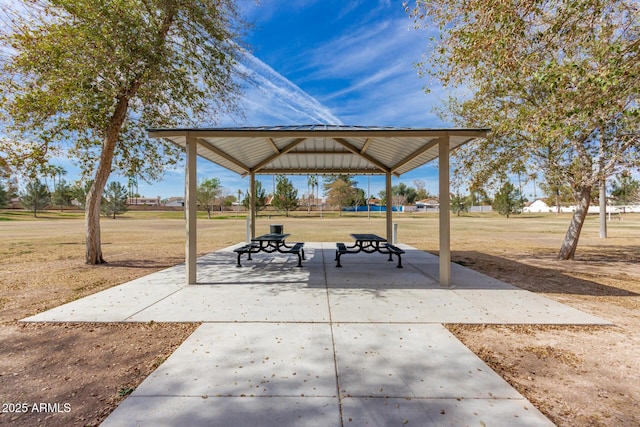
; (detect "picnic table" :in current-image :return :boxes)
[335,233,405,268]
[234,233,305,267]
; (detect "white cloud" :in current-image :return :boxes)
[220,52,342,126]
[270,13,447,127]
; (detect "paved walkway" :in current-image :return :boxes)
[23,243,611,426]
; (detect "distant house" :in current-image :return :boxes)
[523,199,627,214]
[165,197,185,207]
[8,197,22,209]
[523,199,552,213]
[127,196,161,206]
[415,198,439,212]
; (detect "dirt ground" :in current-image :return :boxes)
[0,212,638,426]
[444,252,640,427]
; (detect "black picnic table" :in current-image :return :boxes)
[252,233,293,252]
[335,233,405,268]
[234,233,305,267]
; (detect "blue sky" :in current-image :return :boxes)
[135,0,451,201]
[47,1,500,201]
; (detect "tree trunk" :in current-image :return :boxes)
[558,186,592,260]
[85,143,115,264]
[85,92,134,264]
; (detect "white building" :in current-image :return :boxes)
[523,199,553,213]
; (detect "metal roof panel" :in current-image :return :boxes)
[148,126,489,176]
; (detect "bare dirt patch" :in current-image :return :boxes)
[434,218,640,427]
[0,322,197,426]
[1,212,639,426]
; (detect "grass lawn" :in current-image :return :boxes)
[1,209,638,426]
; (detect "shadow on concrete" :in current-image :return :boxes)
[189,243,639,299]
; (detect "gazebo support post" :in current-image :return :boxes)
[439,137,451,287]
[185,136,198,285]
[385,171,393,241]
[249,172,256,238]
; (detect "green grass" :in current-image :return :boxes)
[0,209,85,221]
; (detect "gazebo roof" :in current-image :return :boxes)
[148,125,489,177]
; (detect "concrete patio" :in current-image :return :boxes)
[23,243,611,426]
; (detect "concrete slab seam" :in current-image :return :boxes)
[123,287,185,321]
[322,243,346,427]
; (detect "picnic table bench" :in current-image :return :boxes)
[335,233,405,268]
[234,233,305,267]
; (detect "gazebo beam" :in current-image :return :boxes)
[391,137,442,174]
[148,128,488,139]
[196,138,250,175]
[361,138,372,154]
[250,168,383,175]
[252,138,306,173]
[332,138,390,174]
[266,137,280,153]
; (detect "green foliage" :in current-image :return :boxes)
[450,193,470,216]
[468,187,491,207]
[0,182,7,208]
[70,180,93,210]
[539,179,575,211]
[117,386,135,397]
[243,181,268,212]
[20,179,51,217]
[610,172,640,205]
[0,0,245,180]
[492,181,522,218]
[323,175,358,195]
[307,175,319,196]
[101,182,128,219]
[379,181,431,205]
[323,175,368,209]
[408,0,639,258]
[327,178,357,215]
[197,177,222,219]
[52,178,74,211]
[306,174,319,212]
[0,0,247,263]
[272,175,298,217]
[353,187,366,207]
[409,0,639,187]
[392,183,418,204]
[413,179,431,200]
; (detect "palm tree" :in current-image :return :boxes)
[307,175,318,214]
